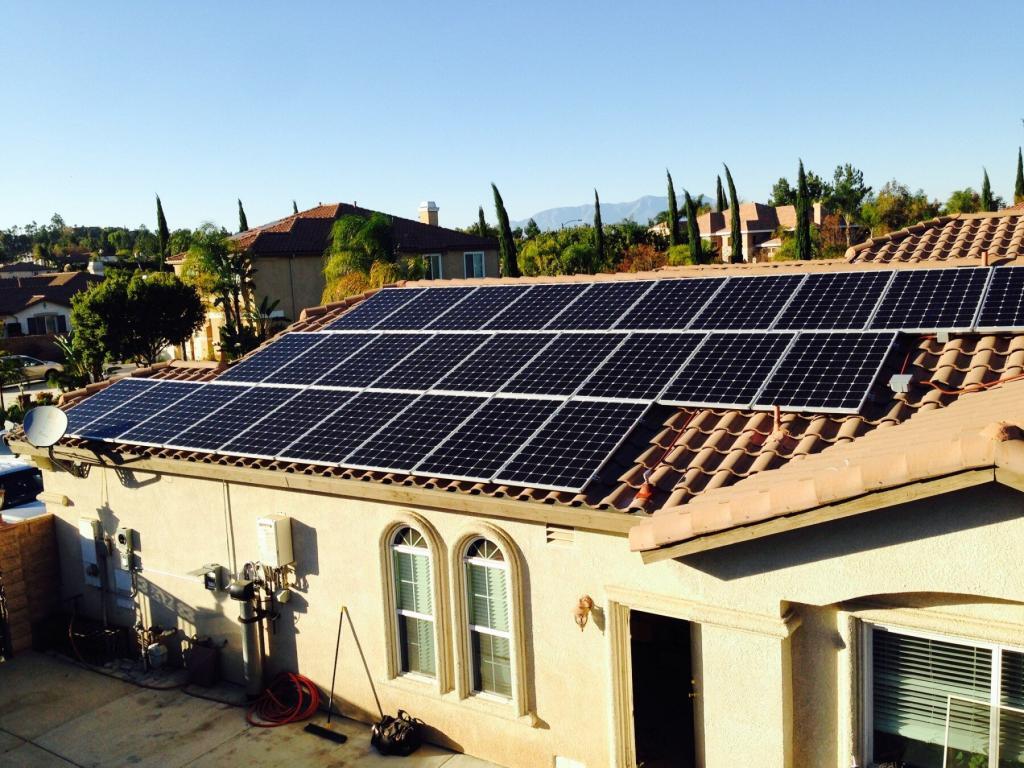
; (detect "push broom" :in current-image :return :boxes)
[304,606,348,744]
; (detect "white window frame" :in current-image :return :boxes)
[860,621,1024,767]
[391,533,436,681]
[464,549,512,701]
[427,253,443,280]
[463,251,485,278]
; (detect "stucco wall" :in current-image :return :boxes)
[37,466,1024,768]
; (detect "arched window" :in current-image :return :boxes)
[464,537,512,698]
[391,526,436,678]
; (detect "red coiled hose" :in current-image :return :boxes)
[246,672,321,727]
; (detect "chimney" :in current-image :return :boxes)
[418,201,439,226]
[812,202,824,225]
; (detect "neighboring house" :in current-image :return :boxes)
[16,212,1024,768]
[0,272,99,337]
[0,262,52,280]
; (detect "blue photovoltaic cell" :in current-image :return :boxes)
[975,267,1024,329]
[546,281,652,330]
[167,386,297,451]
[118,383,251,446]
[372,333,490,390]
[579,333,705,400]
[754,332,897,412]
[494,400,649,492]
[433,333,553,393]
[689,275,805,329]
[217,334,325,383]
[374,287,477,329]
[279,391,418,465]
[775,271,891,330]
[661,333,794,407]
[483,283,587,330]
[503,333,623,396]
[325,288,423,330]
[870,267,988,330]
[221,388,354,458]
[425,285,531,330]
[415,397,562,481]
[264,333,378,385]
[79,382,200,440]
[616,278,725,330]
[64,379,159,436]
[345,394,485,472]
[316,334,432,388]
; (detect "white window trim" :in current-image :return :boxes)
[428,253,443,280]
[860,620,1024,767]
[450,523,533,724]
[378,513,452,694]
[463,251,485,278]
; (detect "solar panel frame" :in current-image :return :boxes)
[117,383,254,448]
[869,267,990,332]
[482,283,591,330]
[263,333,379,386]
[432,333,557,394]
[64,378,161,437]
[424,285,532,330]
[974,266,1024,331]
[372,287,478,330]
[501,332,627,397]
[372,333,492,390]
[614,277,727,330]
[689,274,806,330]
[324,288,424,330]
[544,281,655,330]
[166,386,299,452]
[77,381,202,441]
[774,271,895,331]
[214,333,327,383]
[577,332,707,401]
[752,331,899,414]
[313,333,434,389]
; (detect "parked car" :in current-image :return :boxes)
[10,355,63,383]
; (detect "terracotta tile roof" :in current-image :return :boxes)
[846,211,1024,265]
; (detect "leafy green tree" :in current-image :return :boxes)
[168,229,192,256]
[107,229,131,254]
[133,226,159,257]
[795,160,812,261]
[724,164,742,262]
[478,206,487,238]
[524,218,541,239]
[768,169,832,206]
[944,188,981,214]
[830,164,872,247]
[491,183,521,277]
[666,170,680,246]
[123,272,205,365]
[1016,148,1024,204]
[293,200,299,215]
[0,353,25,411]
[683,190,704,263]
[238,199,249,233]
[716,175,727,213]
[156,195,170,269]
[182,223,255,330]
[321,213,396,301]
[861,180,941,235]
[593,189,605,267]
[981,169,995,212]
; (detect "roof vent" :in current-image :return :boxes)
[888,373,913,394]
[545,523,575,547]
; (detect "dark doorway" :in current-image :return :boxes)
[630,609,696,768]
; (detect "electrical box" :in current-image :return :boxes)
[256,514,294,567]
[204,564,225,591]
[114,527,135,571]
[78,517,102,588]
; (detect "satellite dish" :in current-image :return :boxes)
[24,406,68,449]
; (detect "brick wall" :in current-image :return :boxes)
[0,514,60,656]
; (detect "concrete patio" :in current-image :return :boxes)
[0,653,499,767]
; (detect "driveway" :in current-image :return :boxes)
[0,653,498,767]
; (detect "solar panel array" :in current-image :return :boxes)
[62,266,1024,493]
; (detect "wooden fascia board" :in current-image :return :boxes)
[12,440,639,536]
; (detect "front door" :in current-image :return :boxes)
[630,609,697,768]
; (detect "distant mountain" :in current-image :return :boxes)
[512,194,709,231]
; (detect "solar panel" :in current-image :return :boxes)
[78,382,200,441]
[118,383,252,446]
[264,333,378,385]
[425,285,531,330]
[374,287,477,329]
[315,333,432,388]
[503,333,624,396]
[690,275,805,330]
[325,288,423,330]
[278,391,418,465]
[64,378,160,436]
[775,271,892,330]
[373,333,490,390]
[216,333,326,383]
[546,281,652,329]
[494,399,649,492]
[433,333,554,393]
[168,386,296,451]
[483,283,588,330]
[754,332,897,412]
[975,267,1024,330]
[414,397,562,481]
[660,332,795,407]
[616,277,726,330]
[220,389,354,458]
[870,267,988,331]
[345,394,485,472]
[579,333,705,400]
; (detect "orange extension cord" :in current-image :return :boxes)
[246,671,322,727]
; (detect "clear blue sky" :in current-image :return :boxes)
[2,0,1022,232]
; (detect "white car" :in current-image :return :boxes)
[0,435,45,522]
[10,355,63,383]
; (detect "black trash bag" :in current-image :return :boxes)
[371,709,424,756]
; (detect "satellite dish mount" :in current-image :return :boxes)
[22,406,90,478]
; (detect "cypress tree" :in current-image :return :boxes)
[478,206,487,237]
[491,183,521,278]
[684,190,703,264]
[981,169,994,212]
[795,159,812,261]
[724,164,743,263]
[238,199,249,232]
[716,175,727,213]
[666,170,680,246]
[292,200,299,214]
[1015,148,1024,203]
[594,189,605,268]
[155,195,169,270]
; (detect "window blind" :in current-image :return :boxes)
[1000,650,1024,764]
[467,563,509,632]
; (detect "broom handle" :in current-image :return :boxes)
[326,606,344,724]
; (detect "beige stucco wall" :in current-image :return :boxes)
[36,464,1024,768]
